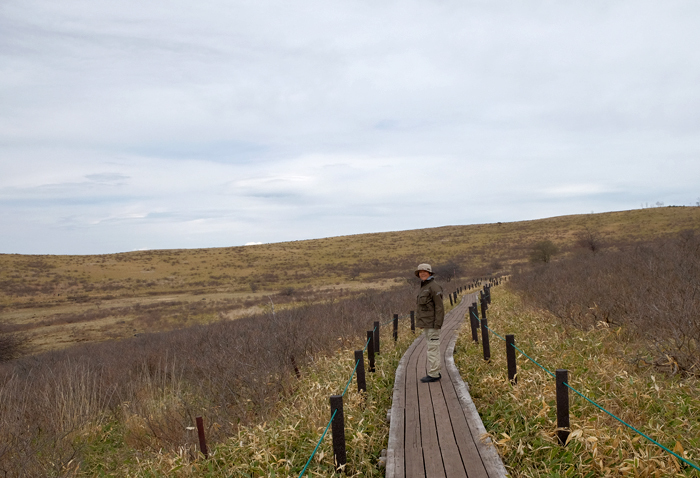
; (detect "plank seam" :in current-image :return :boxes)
[444,299,509,478]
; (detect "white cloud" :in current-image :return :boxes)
[1,0,700,253]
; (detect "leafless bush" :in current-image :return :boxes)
[433,260,462,281]
[576,227,603,253]
[529,240,559,263]
[0,333,28,362]
[0,284,416,475]
[511,230,700,374]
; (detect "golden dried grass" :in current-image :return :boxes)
[455,287,700,477]
[84,320,420,477]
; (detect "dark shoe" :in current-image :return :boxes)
[420,374,441,383]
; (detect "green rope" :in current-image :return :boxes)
[298,409,337,477]
[564,382,700,472]
[342,357,361,397]
[471,310,481,324]
[485,324,506,342]
[511,344,556,379]
[362,334,372,352]
[469,312,698,470]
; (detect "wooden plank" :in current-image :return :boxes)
[444,315,508,478]
[442,330,491,478]
[434,298,473,478]
[416,336,446,478]
[405,334,426,477]
[429,374,468,478]
[387,291,507,478]
[388,333,423,477]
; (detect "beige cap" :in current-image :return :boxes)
[415,263,433,277]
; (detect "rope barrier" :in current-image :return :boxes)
[342,357,361,397]
[470,303,700,471]
[362,334,372,353]
[298,311,409,474]
[297,409,337,478]
[564,382,700,472]
[511,344,556,379]
[486,325,506,342]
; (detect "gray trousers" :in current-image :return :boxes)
[423,328,441,378]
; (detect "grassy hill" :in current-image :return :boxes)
[1,206,699,476]
[1,206,699,355]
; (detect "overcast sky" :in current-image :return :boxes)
[1,1,699,255]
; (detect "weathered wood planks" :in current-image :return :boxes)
[386,292,508,478]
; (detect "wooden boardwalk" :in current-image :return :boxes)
[386,292,508,477]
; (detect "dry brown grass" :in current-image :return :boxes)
[2,207,698,355]
[455,284,700,476]
[511,229,700,375]
[0,283,423,477]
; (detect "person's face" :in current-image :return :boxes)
[418,270,431,280]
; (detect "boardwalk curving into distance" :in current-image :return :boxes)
[386,292,508,477]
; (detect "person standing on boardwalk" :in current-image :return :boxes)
[415,263,444,383]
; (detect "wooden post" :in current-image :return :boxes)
[481,318,491,361]
[449,293,453,306]
[469,305,479,344]
[453,291,458,304]
[290,355,301,378]
[330,395,347,471]
[480,296,487,320]
[355,350,366,393]
[506,334,517,384]
[373,321,380,355]
[556,370,570,445]
[410,310,415,333]
[366,331,375,372]
[196,416,208,459]
[393,314,398,342]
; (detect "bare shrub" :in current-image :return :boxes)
[433,260,462,281]
[529,240,559,263]
[576,227,603,253]
[0,333,28,362]
[0,284,416,475]
[511,230,700,374]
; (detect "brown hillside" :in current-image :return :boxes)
[1,207,698,354]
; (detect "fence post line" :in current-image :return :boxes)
[366,331,375,372]
[373,321,380,355]
[506,334,517,384]
[330,395,347,471]
[469,305,479,344]
[410,310,415,333]
[481,318,491,361]
[354,350,366,393]
[556,369,571,446]
[196,416,209,459]
[393,314,398,342]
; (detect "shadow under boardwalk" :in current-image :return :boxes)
[386,292,508,478]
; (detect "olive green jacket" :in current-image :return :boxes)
[416,276,444,329]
